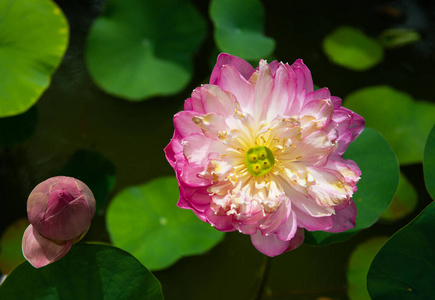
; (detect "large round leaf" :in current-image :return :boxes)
[367,202,435,299]
[344,85,435,165]
[0,0,68,117]
[106,176,224,270]
[86,0,206,100]
[323,26,383,71]
[305,128,399,245]
[210,0,275,60]
[424,124,435,200]
[0,243,163,300]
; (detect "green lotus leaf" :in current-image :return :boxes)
[210,0,275,60]
[424,124,435,200]
[106,176,224,270]
[347,236,389,300]
[86,0,206,100]
[0,244,163,300]
[323,26,383,71]
[367,202,435,299]
[345,85,435,165]
[0,0,68,117]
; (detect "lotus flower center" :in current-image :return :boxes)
[245,146,275,177]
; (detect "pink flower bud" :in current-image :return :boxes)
[22,176,96,268]
[27,176,96,241]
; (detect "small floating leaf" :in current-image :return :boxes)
[345,85,435,165]
[210,0,275,60]
[86,0,206,100]
[323,26,383,71]
[106,177,224,270]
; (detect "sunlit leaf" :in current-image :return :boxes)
[0,244,163,300]
[210,0,275,60]
[0,0,68,117]
[323,26,383,71]
[345,85,435,165]
[380,172,418,221]
[367,202,435,299]
[0,218,28,274]
[380,28,421,48]
[58,150,116,214]
[424,124,435,200]
[305,128,399,245]
[347,236,389,300]
[86,0,206,100]
[106,176,224,270]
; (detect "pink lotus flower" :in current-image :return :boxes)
[165,53,364,256]
[22,176,96,268]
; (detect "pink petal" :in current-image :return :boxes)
[28,177,95,241]
[22,225,72,268]
[205,207,236,232]
[280,131,333,165]
[251,230,290,257]
[266,60,280,75]
[286,228,305,251]
[304,87,331,103]
[191,113,229,140]
[300,99,334,125]
[333,107,365,154]
[325,200,357,233]
[33,197,93,241]
[182,134,226,169]
[306,167,350,207]
[278,177,335,217]
[179,161,212,187]
[265,63,295,121]
[253,60,273,121]
[259,200,289,236]
[291,59,314,94]
[276,208,298,241]
[331,96,342,108]
[214,64,255,113]
[164,135,182,168]
[210,53,255,83]
[173,111,202,138]
[200,85,237,116]
[185,88,205,113]
[293,205,333,231]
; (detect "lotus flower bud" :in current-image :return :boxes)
[22,176,96,268]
